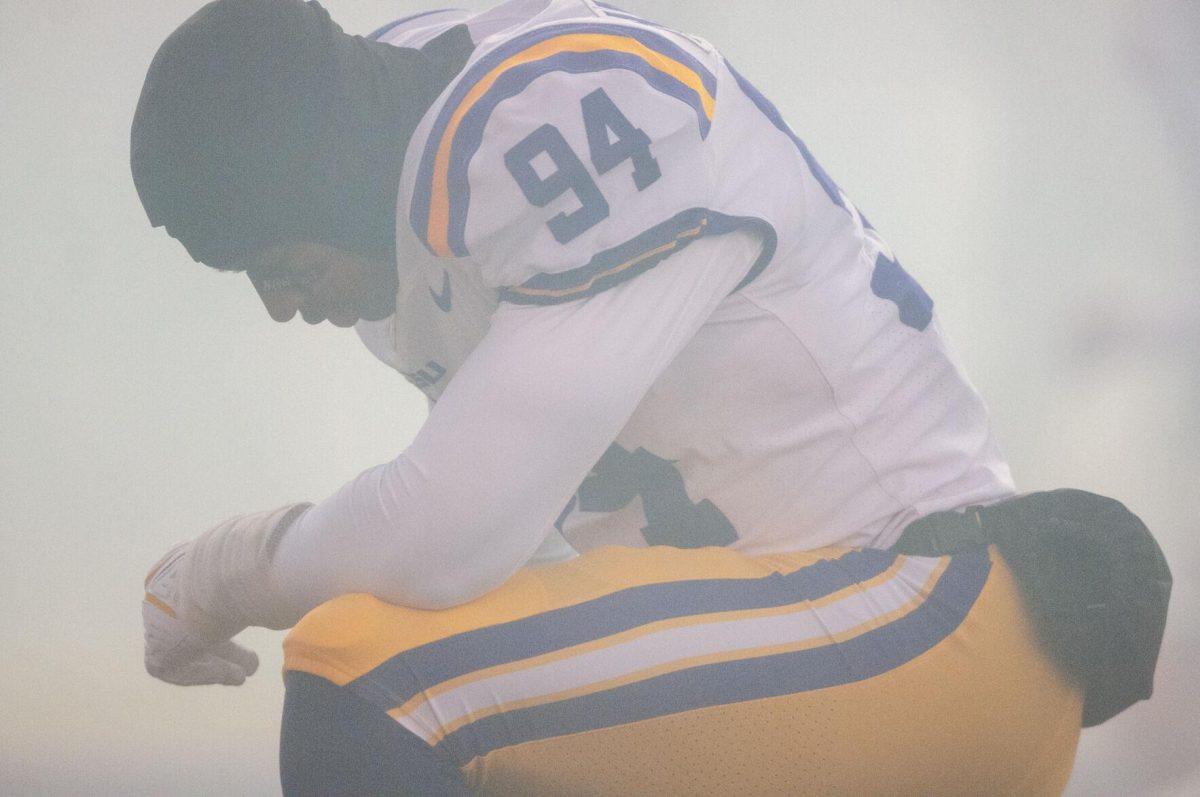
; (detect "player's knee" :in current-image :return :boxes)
[280,671,469,796]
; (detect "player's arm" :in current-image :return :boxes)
[269,227,765,611]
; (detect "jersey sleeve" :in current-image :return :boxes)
[407,21,769,303]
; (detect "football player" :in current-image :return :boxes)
[132,1,1168,793]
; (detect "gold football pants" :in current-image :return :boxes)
[284,544,1081,795]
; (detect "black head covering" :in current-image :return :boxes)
[131,0,469,270]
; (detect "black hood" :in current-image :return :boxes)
[131,0,471,270]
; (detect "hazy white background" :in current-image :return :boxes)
[2,0,1197,793]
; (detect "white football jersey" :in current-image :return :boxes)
[359,0,1014,556]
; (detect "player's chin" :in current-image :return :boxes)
[304,308,359,327]
[358,296,396,322]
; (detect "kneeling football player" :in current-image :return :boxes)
[133,1,1169,794]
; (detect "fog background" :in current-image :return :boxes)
[2,0,1197,793]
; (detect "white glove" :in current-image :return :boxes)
[142,503,311,686]
[143,543,259,685]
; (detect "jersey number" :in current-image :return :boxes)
[844,203,934,332]
[504,88,662,244]
[570,444,738,548]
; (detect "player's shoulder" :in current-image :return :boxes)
[367,8,474,46]
[400,1,728,299]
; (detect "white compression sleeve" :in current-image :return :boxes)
[271,228,766,611]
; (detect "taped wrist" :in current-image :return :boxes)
[179,503,312,637]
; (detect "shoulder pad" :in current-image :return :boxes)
[408,21,721,299]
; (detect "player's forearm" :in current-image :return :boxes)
[271,401,611,610]
[270,457,565,612]
[270,320,629,610]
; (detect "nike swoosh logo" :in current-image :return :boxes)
[428,270,452,312]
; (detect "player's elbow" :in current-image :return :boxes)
[395,574,497,610]
[386,566,509,610]
[374,539,520,611]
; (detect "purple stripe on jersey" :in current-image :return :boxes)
[440,49,714,256]
[726,61,845,209]
[366,9,459,42]
[409,21,717,250]
[497,207,777,305]
[345,548,897,713]
[436,549,992,765]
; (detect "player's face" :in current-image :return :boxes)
[237,243,397,327]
